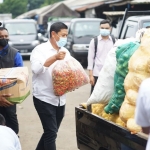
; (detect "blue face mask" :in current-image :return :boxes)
[100,29,110,36]
[56,36,67,47]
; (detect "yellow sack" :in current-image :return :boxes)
[101,110,118,123]
[115,117,126,127]
[92,104,105,116]
[127,118,141,134]
[119,99,135,123]
[120,29,150,133]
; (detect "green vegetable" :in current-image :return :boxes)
[104,42,140,114]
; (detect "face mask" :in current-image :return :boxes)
[54,34,67,47]
[0,38,8,47]
[56,37,67,47]
[100,29,110,37]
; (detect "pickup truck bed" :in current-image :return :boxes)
[75,106,147,150]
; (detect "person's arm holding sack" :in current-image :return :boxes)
[30,46,66,75]
[87,39,95,86]
[44,51,66,67]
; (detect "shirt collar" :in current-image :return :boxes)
[46,40,54,50]
[98,35,112,41]
[46,40,65,51]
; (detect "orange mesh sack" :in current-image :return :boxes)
[52,56,89,96]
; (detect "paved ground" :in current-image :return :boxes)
[17,60,90,150]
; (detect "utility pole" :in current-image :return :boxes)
[27,0,30,11]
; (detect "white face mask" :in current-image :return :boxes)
[100,29,110,36]
[55,34,67,47]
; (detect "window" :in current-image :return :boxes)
[143,21,150,28]
[111,20,122,39]
[5,23,36,35]
[124,25,137,39]
[73,21,100,37]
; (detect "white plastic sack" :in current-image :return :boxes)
[87,46,117,105]
[87,38,137,106]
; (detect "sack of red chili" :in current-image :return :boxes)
[52,56,89,96]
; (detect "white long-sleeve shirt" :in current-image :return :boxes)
[87,35,113,77]
[135,78,150,150]
[0,125,21,150]
[30,40,70,106]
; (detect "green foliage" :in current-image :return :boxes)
[0,0,28,18]
[0,0,63,18]
[41,0,63,7]
[28,0,44,11]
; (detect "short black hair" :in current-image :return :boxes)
[0,27,8,31]
[50,22,68,37]
[146,26,150,29]
[100,19,111,26]
[0,114,6,125]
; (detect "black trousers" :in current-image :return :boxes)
[0,104,19,134]
[33,96,65,150]
[90,76,98,95]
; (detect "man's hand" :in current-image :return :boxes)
[44,51,66,67]
[89,75,95,86]
[55,51,66,60]
[0,94,13,107]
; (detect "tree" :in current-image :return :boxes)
[0,0,28,18]
[28,0,44,11]
[41,0,64,7]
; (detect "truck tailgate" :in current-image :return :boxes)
[75,106,147,150]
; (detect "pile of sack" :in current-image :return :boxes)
[83,28,150,134]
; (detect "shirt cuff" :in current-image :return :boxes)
[87,66,93,70]
[41,60,48,73]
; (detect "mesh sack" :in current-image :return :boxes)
[52,56,89,96]
[104,42,140,114]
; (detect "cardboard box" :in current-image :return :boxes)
[0,67,30,104]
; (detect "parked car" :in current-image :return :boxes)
[65,18,103,64]
[120,16,150,39]
[111,20,122,39]
[2,19,40,56]
[111,16,150,39]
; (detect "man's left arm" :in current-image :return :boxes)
[135,81,150,134]
[14,52,23,67]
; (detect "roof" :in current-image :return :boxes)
[103,11,125,16]
[64,0,105,11]
[127,15,150,21]
[16,9,38,19]
[70,18,103,22]
[64,0,104,7]
[109,0,150,6]
[104,0,125,4]
[75,1,104,12]
[16,2,79,24]
[4,19,37,23]
[131,0,150,4]
[38,3,80,24]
